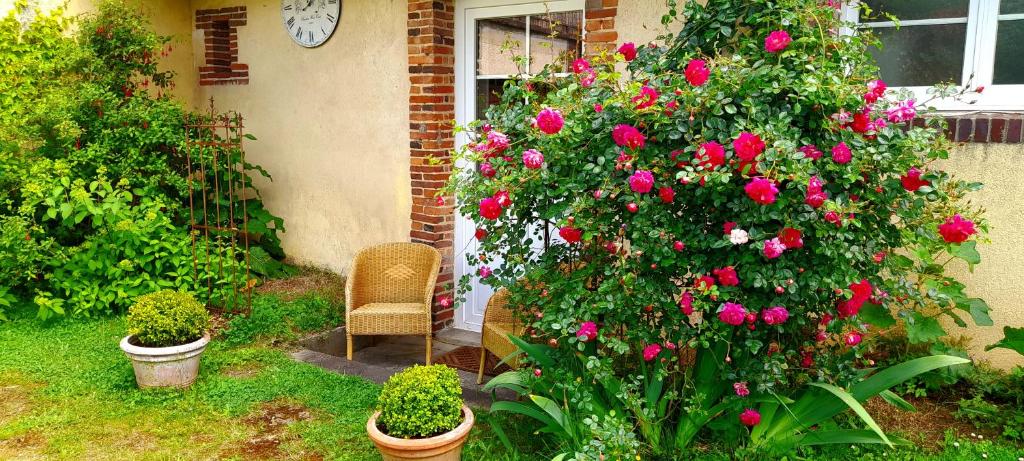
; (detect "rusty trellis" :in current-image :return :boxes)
[183,100,252,312]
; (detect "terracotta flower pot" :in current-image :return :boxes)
[120,332,210,389]
[366,405,475,461]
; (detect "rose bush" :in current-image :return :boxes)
[447,0,987,458]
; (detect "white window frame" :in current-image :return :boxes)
[843,0,1024,112]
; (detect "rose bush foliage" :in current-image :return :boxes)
[447,0,989,457]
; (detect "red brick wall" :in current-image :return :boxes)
[932,114,1024,144]
[195,7,248,86]
[408,0,456,331]
[585,0,618,55]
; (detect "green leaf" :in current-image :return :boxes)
[482,370,529,394]
[858,304,896,328]
[878,390,916,412]
[906,313,946,344]
[807,383,892,447]
[489,400,557,428]
[958,298,993,326]
[953,241,981,265]
[796,430,910,447]
[985,327,1024,356]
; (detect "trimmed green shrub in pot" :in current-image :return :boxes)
[367,364,474,461]
[120,290,211,388]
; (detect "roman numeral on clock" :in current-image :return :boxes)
[295,26,302,39]
[326,14,335,23]
[283,4,292,10]
[286,16,295,29]
[308,31,313,42]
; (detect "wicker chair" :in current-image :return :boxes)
[477,288,524,384]
[345,242,441,365]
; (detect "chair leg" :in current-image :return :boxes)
[346,333,353,361]
[477,347,486,385]
[425,334,432,365]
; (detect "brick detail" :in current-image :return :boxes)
[408,0,456,331]
[195,7,248,86]
[938,114,1024,144]
[584,0,618,55]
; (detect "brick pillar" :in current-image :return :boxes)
[195,7,248,86]
[585,0,618,55]
[408,0,456,331]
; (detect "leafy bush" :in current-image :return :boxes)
[376,364,464,439]
[220,294,342,346]
[954,366,1024,442]
[126,290,210,347]
[448,0,989,457]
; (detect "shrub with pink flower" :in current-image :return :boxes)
[763,238,786,259]
[618,42,637,61]
[733,381,750,397]
[744,177,778,205]
[522,149,545,169]
[632,86,659,110]
[685,59,711,86]
[612,124,646,149]
[576,321,598,342]
[887,99,917,123]
[831,142,852,164]
[733,132,766,161]
[629,170,655,194]
[938,214,977,243]
[695,141,726,169]
[761,306,790,325]
[799,144,823,160]
[536,108,564,135]
[642,343,662,361]
[572,58,590,74]
[764,30,792,53]
[718,302,747,326]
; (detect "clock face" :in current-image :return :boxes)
[281,0,341,48]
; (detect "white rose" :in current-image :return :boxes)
[729,229,749,245]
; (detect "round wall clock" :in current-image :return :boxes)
[281,0,341,48]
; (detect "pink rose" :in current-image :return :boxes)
[618,42,637,61]
[632,85,659,110]
[764,30,792,53]
[685,59,710,86]
[679,292,694,314]
[887,99,916,123]
[938,214,977,243]
[695,141,726,169]
[901,167,929,191]
[733,381,750,397]
[438,296,453,308]
[479,162,496,178]
[864,79,887,104]
[739,408,761,427]
[571,58,590,74]
[536,108,564,135]
[745,177,779,205]
[763,238,786,259]
[799,144,822,160]
[479,197,502,220]
[778,227,803,249]
[493,190,512,208]
[577,321,598,342]
[658,186,675,204]
[844,331,863,346]
[485,130,510,154]
[612,124,646,149]
[559,226,582,243]
[522,149,545,169]
[831,142,852,164]
[824,211,842,226]
[642,343,662,361]
[761,306,790,325]
[478,266,492,278]
[713,266,739,287]
[581,69,596,87]
[805,176,828,208]
[594,103,603,112]
[733,132,766,162]
[718,302,747,326]
[629,170,655,194]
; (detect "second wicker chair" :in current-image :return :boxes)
[477,288,523,384]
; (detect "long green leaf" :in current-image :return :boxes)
[482,370,529,394]
[878,390,916,412]
[796,429,911,447]
[489,400,557,428]
[509,335,555,368]
[808,383,892,447]
[530,395,568,429]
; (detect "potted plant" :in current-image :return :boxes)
[119,290,211,388]
[367,364,474,460]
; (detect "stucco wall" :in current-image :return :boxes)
[189,0,411,275]
[615,0,680,45]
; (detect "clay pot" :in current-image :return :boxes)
[366,405,475,460]
[120,332,210,388]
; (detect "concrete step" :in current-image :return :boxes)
[434,328,481,347]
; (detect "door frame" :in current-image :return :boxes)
[452,0,585,331]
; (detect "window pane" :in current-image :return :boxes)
[529,11,583,73]
[1001,0,1024,14]
[870,24,967,86]
[861,0,969,21]
[477,17,526,75]
[994,20,1024,84]
[476,78,509,120]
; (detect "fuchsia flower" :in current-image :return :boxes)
[713,266,739,286]
[612,124,646,149]
[745,177,779,205]
[438,296,453,308]
[844,331,863,346]
[559,226,583,243]
[838,279,873,318]
[901,167,929,191]
[594,103,604,112]
[763,238,786,259]
[778,227,804,249]
[679,292,694,314]
[659,186,675,204]
[632,85,659,110]
[522,149,545,169]
[485,130,510,154]
[494,190,512,208]
[764,30,792,53]
[685,59,710,86]
[478,266,492,278]
[695,141,726,169]
[536,108,565,134]
[718,302,747,326]
[581,69,596,87]
[479,197,502,220]
[733,381,750,397]
[799,144,823,160]
[739,409,762,427]
[864,79,887,103]
[571,58,590,74]
[479,162,496,178]
[831,142,852,164]
[629,170,655,194]
[824,211,842,226]
[724,222,738,235]
[673,240,685,251]
[733,132,766,162]
[938,214,977,243]
[887,99,917,123]
[643,343,662,361]
[805,176,828,208]
[577,321,598,342]
[618,42,637,61]
[761,306,790,325]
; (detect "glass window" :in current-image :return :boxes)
[994,19,1024,84]
[529,11,583,73]
[476,17,526,76]
[861,0,969,21]
[870,24,968,86]
[1001,0,1024,14]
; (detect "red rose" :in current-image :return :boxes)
[694,141,725,169]
[695,275,716,291]
[938,214,977,243]
[684,59,710,86]
[618,42,637,61]
[713,266,739,286]
[778,227,804,249]
[559,226,583,243]
[733,132,766,162]
[479,197,502,220]
[900,167,930,192]
[658,186,675,204]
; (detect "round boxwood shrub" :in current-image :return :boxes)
[127,290,210,348]
[376,364,464,439]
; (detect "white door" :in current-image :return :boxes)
[453,0,585,331]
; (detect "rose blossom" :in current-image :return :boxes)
[685,59,710,86]
[761,306,790,325]
[486,130,510,154]
[632,85,659,110]
[474,228,487,240]
[618,42,637,61]
[493,190,511,208]
[805,176,828,208]
[659,186,675,204]
[718,302,747,326]
[887,99,917,123]
[901,167,929,191]
[478,266,492,278]
[629,170,655,194]
[831,142,852,164]
[844,331,863,346]
[724,222,737,234]
[695,141,726,169]
[778,227,804,249]
[479,197,502,220]
[594,103,603,112]
[938,214,977,243]
[733,381,750,397]
[580,69,596,87]
[438,296,453,308]
[679,292,694,315]
[799,144,823,161]
[763,238,786,259]
[824,211,842,225]
[571,58,590,74]
[612,124,646,149]
[739,409,762,427]
[764,30,792,53]
[733,132,766,162]
[729,228,750,245]
[479,162,496,178]
[559,226,582,243]
[695,275,716,291]
[745,177,779,205]
[576,321,598,342]
[536,107,564,134]
[864,79,887,104]
[522,149,544,169]
[713,266,739,286]
[643,343,662,361]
